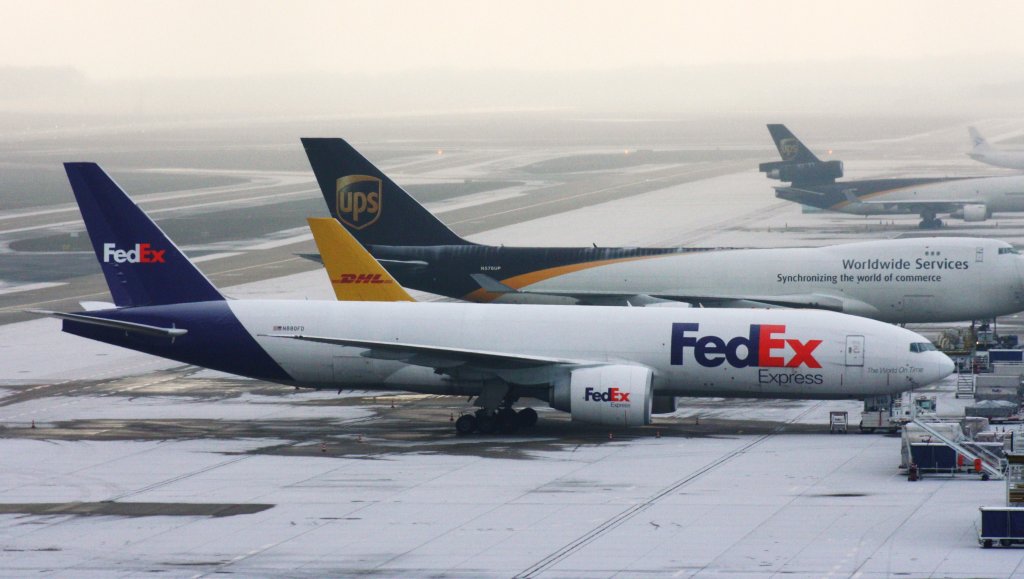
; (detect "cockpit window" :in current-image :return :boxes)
[999,247,1020,255]
[909,342,937,353]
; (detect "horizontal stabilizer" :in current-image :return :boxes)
[79,301,116,311]
[469,273,517,294]
[28,310,188,338]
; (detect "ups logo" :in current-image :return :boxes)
[779,138,800,161]
[335,175,382,230]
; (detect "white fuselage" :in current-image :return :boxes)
[969,149,1024,171]
[231,300,952,399]
[515,238,1024,323]
[841,175,1024,214]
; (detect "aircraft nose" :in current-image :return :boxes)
[929,352,955,383]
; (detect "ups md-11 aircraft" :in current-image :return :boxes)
[761,124,1024,229]
[968,127,1024,171]
[303,139,1024,323]
[34,164,952,435]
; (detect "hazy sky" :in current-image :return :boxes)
[5,0,1024,79]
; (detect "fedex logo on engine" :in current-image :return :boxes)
[670,323,822,369]
[102,243,166,264]
[583,387,630,403]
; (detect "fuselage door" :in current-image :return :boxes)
[845,335,865,367]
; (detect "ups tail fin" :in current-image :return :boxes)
[307,217,415,302]
[767,124,822,163]
[968,126,990,150]
[301,138,471,247]
[64,163,224,307]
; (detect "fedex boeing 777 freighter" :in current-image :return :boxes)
[34,164,953,435]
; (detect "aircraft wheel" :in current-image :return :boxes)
[455,414,477,435]
[518,407,539,428]
[476,413,498,434]
[498,408,519,434]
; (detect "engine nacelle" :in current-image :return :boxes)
[961,203,989,222]
[759,160,844,184]
[549,364,653,426]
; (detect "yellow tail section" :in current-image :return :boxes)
[307,218,415,302]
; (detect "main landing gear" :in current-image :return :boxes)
[455,402,539,435]
[918,210,944,230]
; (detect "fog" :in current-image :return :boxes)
[2,1,1024,128]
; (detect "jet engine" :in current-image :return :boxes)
[549,364,653,426]
[961,204,990,222]
[759,160,844,185]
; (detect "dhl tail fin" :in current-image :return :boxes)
[306,218,415,302]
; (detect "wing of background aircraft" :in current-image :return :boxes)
[469,273,867,312]
[854,199,976,211]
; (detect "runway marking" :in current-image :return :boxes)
[517,402,824,579]
[447,164,740,228]
[0,282,67,296]
[0,256,305,314]
[0,184,317,235]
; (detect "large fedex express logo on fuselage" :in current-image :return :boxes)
[671,323,824,385]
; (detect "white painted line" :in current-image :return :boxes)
[0,282,67,296]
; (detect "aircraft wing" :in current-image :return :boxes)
[260,333,594,384]
[854,198,978,211]
[468,276,852,311]
[297,252,430,274]
[576,291,848,311]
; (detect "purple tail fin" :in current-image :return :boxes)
[64,163,224,307]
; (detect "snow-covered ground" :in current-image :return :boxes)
[4,380,1023,578]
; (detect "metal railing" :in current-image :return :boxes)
[910,418,1005,480]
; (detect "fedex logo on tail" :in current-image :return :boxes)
[103,243,166,264]
[670,323,822,369]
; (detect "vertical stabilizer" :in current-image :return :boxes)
[307,217,415,302]
[64,163,224,307]
[968,126,990,150]
[767,124,822,163]
[302,138,471,247]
